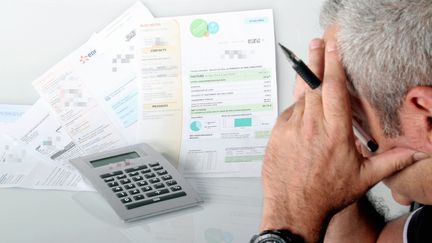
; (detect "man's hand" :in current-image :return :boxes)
[260,39,421,243]
[384,157,432,205]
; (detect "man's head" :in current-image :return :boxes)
[319,0,432,204]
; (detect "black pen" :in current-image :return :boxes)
[278,43,379,153]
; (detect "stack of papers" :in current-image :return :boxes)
[1,2,278,191]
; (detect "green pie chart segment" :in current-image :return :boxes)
[190,19,208,38]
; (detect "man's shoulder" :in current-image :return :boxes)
[406,206,432,243]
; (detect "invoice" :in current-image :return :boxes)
[135,10,278,177]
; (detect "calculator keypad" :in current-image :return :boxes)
[100,162,187,209]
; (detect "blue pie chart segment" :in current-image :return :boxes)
[190,121,202,132]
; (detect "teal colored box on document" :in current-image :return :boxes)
[234,118,252,127]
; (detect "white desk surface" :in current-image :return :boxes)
[0,0,408,242]
[0,178,264,243]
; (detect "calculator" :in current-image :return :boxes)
[70,143,202,222]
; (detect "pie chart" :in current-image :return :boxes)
[190,121,202,132]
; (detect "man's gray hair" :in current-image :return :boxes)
[320,0,432,137]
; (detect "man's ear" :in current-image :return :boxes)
[404,86,432,142]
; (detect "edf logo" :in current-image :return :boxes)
[80,49,97,64]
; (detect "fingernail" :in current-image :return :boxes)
[309,38,324,50]
[413,152,429,161]
[326,41,338,52]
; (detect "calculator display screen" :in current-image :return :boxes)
[90,152,140,168]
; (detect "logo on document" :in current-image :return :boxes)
[190,19,219,38]
[125,30,136,42]
[79,49,97,64]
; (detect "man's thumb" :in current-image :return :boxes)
[361,148,427,186]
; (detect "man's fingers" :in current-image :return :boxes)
[303,39,325,119]
[278,103,296,121]
[294,38,324,101]
[361,148,420,187]
[321,41,351,127]
[292,95,306,119]
[294,75,307,101]
[308,38,325,81]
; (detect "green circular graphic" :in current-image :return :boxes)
[190,19,208,38]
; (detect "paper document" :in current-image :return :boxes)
[32,37,129,155]
[32,2,154,155]
[135,10,278,176]
[0,130,92,191]
[80,2,154,144]
[8,99,84,170]
[135,19,183,164]
[0,104,29,123]
[179,10,277,177]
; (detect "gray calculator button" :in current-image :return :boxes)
[117,174,127,180]
[108,181,119,187]
[152,166,163,171]
[159,191,187,201]
[121,197,132,204]
[125,165,148,173]
[100,174,112,179]
[104,177,115,183]
[128,171,139,177]
[117,192,127,198]
[161,175,172,181]
[149,162,160,167]
[129,189,140,195]
[120,178,131,184]
[149,178,161,184]
[146,189,169,197]
[133,195,145,201]
[137,181,148,187]
[126,192,187,210]
[166,180,177,186]
[140,169,151,174]
[112,186,123,192]
[125,184,135,189]
[170,185,182,192]
[142,186,152,192]
[100,170,123,179]
[132,176,144,182]
[144,173,156,179]
[153,183,165,189]
[156,170,168,176]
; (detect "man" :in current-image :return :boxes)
[251,0,432,242]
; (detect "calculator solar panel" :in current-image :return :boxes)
[70,143,202,222]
